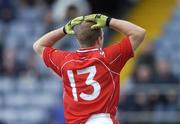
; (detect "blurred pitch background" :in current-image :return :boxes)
[0,0,180,124]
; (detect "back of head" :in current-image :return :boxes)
[75,21,102,47]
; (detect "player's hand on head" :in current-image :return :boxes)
[63,16,84,35]
[84,14,111,29]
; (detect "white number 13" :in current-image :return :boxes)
[67,66,101,101]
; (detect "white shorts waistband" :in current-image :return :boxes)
[85,113,113,124]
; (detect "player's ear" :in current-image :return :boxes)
[97,35,102,42]
[76,39,80,45]
[101,29,104,39]
[96,38,100,46]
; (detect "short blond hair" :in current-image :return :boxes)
[75,21,102,47]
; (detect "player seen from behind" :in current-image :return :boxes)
[33,14,146,124]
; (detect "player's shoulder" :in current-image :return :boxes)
[103,37,130,53]
[103,42,120,53]
[48,48,76,62]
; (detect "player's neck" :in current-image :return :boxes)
[79,45,98,50]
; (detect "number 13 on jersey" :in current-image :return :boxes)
[67,66,101,101]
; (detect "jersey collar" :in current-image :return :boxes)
[77,46,99,53]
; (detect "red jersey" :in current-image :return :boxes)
[43,37,134,124]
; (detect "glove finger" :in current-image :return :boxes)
[91,24,101,29]
[71,16,84,27]
[84,18,95,22]
[84,14,96,21]
[84,17,95,21]
[73,16,84,21]
[72,16,84,25]
[68,30,75,35]
[71,20,82,27]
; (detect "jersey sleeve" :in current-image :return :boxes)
[43,47,68,77]
[104,37,134,73]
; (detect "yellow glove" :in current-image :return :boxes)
[63,16,84,34]
[84,14,111,29]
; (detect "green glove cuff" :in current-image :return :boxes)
[95,14,111,27]
[63,26,67,34]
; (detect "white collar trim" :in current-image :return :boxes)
[76,48,99,53]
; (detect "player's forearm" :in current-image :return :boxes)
[33,27,65,56]
[109,18,146,50]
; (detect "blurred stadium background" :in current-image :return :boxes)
[0,0,180,124]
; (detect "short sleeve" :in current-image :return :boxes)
[104,37,134,72]
[43,47,68,77]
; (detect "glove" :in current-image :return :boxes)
[63,16,84,35]
[84,14,111,29]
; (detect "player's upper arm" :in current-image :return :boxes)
[109,18,146,51]
[129,28,146,50]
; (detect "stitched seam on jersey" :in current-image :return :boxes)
[64,52,72,59]
[110,70,120,76]
[109,54,121,65]
[60,58,116,113]
[60,59,82,74]
[87,58,116,113]
[49,53,60,70]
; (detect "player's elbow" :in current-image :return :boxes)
[136,28,146,41]
[33,42,44,56]
[33,42,39,53]
[129,28,146,50]
[133,28,146,44]
[140,28,146,40]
